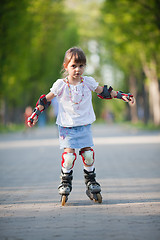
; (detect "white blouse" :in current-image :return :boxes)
[50,76,99,127]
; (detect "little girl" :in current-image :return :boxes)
[28,47,134,206]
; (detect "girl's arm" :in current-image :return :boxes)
[46,92,56,101]
[95,85,117,98]
[95,85,134,104]
[28,92,56,127]
[37,92,55,111]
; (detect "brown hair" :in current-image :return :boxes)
[61,47,86,76]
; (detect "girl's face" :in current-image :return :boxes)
[64,57,85,80]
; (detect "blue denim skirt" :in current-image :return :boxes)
[58,124,94,149]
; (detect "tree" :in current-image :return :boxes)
[0,0,79,124]
[101,0,160,125]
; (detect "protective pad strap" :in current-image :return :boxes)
[98,90,133,102]
[61,152,77,170]
[36,94,51,109]
[27,106,43,124]
[115,91,133,102]
[80,148,95,167]
[97,85,113,99]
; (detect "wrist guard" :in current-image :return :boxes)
[36,94,51,109]
[97,85,113,99]
[27,106,44,125]
[116,91,133,102]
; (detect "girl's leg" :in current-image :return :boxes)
[80,147,95,172]
[62,148,76,173]
[58,148,76,205]
[79,147,102,203]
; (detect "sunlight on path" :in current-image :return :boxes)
[0,135,160,149]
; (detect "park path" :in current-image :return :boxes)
[0,124,160,240]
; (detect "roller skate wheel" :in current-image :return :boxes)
[97,193,102,203]
[61,195,67,206]
[93,193,102,203]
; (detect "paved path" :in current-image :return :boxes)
[0,124,160,240]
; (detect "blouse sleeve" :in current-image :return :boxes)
[84,76,99,92]
[50,79,65,96]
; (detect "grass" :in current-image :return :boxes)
[0,120,160,134]
[122,121,160,131]
[94,119,160,131]
[0,123,26,133]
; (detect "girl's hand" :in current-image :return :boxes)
[122,94,135,104]
[111,90,135,104]
[28,118,37,127]
[27,114,38,127]
[116,91,135,104]
[129,96,135,104]
[27,106,43,127]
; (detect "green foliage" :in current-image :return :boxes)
[101,0,160,76]
[100,0,160,125]
[0,123,25,133]
[1,0,160,126]
[0,0,79,109]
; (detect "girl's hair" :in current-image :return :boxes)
[61,47,86,76]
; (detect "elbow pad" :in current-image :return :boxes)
[97,85,113,99]
[36,94,51,109]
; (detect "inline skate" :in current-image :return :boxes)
[84,168,102,203]
[58,170,73,206]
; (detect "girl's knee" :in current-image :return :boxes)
[64,148,75,153]
[80,147,91,152]
[79,148,95,166]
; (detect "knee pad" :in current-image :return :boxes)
[80,149,95,167]
[61,152,77,170]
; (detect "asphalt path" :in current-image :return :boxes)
[0,124,160,240]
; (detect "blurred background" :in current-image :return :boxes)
[0,0,160,131]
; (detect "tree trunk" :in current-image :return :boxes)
[129,73,138,123]
[143,82,150,124]
[142,59,160,125]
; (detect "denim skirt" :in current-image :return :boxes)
[58,124,94,149]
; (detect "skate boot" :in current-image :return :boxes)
[58,170,73,206]
[84,168,102,203]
